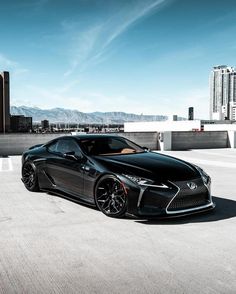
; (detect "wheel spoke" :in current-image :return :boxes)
[103,199,112,211]
[23,177,30,184]
[111,201,119,213]
[97,192,108,200]
[116,194,125,202]
[97,197,109,205]
[116,199,123,208]
[114,189,124,196]
[111,182,118,192]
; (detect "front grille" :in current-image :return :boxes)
[139,186,177,213]
[167,178,210,212]
[168,193,209,211]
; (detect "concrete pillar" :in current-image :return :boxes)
[163,131,172,151]
[228,131,236,148]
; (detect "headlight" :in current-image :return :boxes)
[195,166,211,186]
[123,174,169,188]
[123,174,154,185]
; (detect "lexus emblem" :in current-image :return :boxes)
[187,182,197,190]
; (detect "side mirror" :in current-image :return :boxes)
[142,146,150,152]
[63,151,84,161]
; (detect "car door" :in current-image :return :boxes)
[46,138,85,198]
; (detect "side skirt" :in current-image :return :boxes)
[41,188,97,208]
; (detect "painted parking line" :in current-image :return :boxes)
[0,157,13,172]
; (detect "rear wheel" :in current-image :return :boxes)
[95,175,127,218]
[22,161,40,192]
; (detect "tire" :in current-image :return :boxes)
[95,175,127,218]
[22,161,40,192]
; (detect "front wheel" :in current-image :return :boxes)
[22,161,40,192]
[95,175,127,218]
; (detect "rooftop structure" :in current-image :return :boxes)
[210,65,236,120]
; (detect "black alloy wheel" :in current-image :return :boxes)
[22,162,39,192]
[95,175,127,217]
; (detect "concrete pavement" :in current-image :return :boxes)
[0,149,236,294]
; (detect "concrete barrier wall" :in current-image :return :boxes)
[116,132,159,150]
[0,131,233,155]
[171,131,229,150]
[0,132,159,155]
[0,133,69,155]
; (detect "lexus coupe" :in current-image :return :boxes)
[21,135,215,218]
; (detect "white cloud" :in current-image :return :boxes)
[63,23,104,76]
[0,53,29,76]
[0,53,18,68]
[102,0,166,49]
[63,0,169,75]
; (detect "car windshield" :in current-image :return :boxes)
[79,137,144,156]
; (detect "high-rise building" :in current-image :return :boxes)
[0,71,10,133]
[10,115,32,132]
[188,107,194,120]
[210,65,236,120]
[41,119,49,130]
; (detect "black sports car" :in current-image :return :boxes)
[21,134,215,218]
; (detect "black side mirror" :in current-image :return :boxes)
[142,146,150,152]
[63,151,84,161]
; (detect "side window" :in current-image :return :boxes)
[47,141,59,153]
[56,139,82,156]
[108,138,127,150]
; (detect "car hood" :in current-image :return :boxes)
[94,151,199,181]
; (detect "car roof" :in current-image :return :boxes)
[47,134,124,144]
[74,134,123,141]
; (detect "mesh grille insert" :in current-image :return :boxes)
[168,192,209,211]
[167,178,210,212]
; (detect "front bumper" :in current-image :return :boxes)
[126,177,215,218]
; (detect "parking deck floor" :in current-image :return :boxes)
[0,149,236,294]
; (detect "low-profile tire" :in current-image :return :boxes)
[22,161,40,192]
[95,175,127,218]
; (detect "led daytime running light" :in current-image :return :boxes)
[123,174,169,188]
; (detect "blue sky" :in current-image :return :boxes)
[1,0,236,118]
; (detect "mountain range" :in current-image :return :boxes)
[10,106,169,124]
